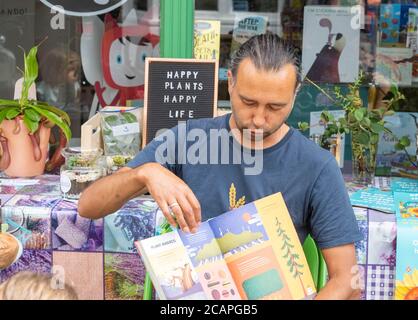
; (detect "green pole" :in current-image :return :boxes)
[143,273,154,300]
[160,0,195,58]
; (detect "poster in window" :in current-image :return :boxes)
[379,4,401,45]
[376,112,418,179]
[194,20,221,60]
[406,8,418,82]
[375,47,413,86]
[230,14,268,59]
[302,6,360,83]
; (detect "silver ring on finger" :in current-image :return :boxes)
[169,202,180,209]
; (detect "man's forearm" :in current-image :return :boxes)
[78,167,146,219]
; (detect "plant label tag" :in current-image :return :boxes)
[112,123,140,137]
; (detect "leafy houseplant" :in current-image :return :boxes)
[298,72,413,185]
[0,43,72,177]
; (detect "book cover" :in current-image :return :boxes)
[194,20,221,60]
[230,14,268,59]
[393,192,418,300]
[375,47,413,86]
[349,188,395,214]
[380,4,401,45]
[376,112,418,178]
[394,218,418,300]
[366,209,397,268]
[406,8,418,82]
[302,6,360,83]
[394,191,418,220]
[406,8,418,49]
[391,177,418,194]
[136,192,316,300]
[136,231,207,300]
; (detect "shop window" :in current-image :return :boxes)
[0,0,160,146]
[232,0,279,12]
[194,0,418,173]
[196,0,218,11]
[195,1,418,107]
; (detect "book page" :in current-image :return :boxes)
[255,193,317,299]
[135,231,207,300]
[208,192,316,300]
[177,221,241,300]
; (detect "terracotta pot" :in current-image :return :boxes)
[0,117,51,177]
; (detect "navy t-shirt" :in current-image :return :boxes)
[127,114,362,249]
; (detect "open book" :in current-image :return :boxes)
[135,192,316,300]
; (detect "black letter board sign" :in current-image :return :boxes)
[143,58,218,146]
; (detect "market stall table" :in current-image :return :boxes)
[0,174,409,300]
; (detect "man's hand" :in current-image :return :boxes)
[139,163,201,233]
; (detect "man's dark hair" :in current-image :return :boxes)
[229,33,301,89]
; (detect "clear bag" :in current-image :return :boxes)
[100,107,141,156]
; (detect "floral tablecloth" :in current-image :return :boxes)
[0,175,161,300]
[0,175,402,300]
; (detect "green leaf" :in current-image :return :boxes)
[394,142,404,151]
[362,117,371,127]
[24,108,41,122]
[297,121,310,131]
[0,99,20,107]
[327,123,338,135]
[24,46,39,88]
[354,109,364,121]
[23,113,39,133]
[370,133,379,144]
[31,101,71,125]
[19,45,39,105]
[0,108,10,123]
[320,111,331,122]
[5,108,21,120]
[354,132,370,145]
[28,105,71,141]
[399,136,411,147]
[370,122,384,134]
[389,84,399,96]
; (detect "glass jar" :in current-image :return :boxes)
[60,147,103,200]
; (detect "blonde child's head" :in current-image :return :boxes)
[0,272,78,300]
[0,233,21,270]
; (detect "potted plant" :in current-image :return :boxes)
[298,72,413,185]
[0,43,71,177]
